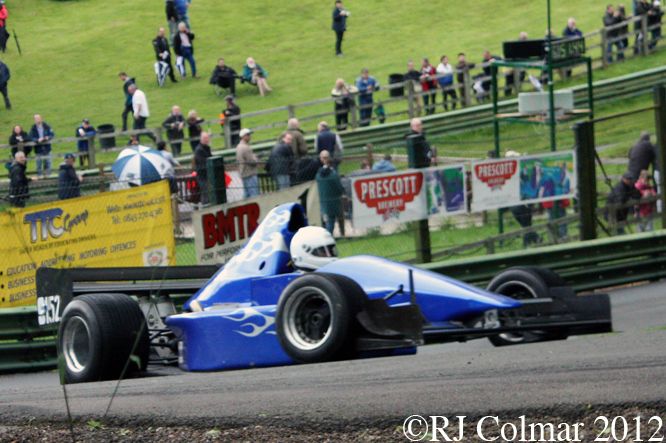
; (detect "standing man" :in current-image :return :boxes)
[75,118,96,167]
[455,53,475,107]
[193,131,212,204]
[627,131,656,181]
[314,121,343,170]
[8,152,36,207]
[0,54,10,110]
[603,5,625,63]
[316,153,345,235]
[128,84,155,142]
[606,171,642,234]
[222,95,241,147]
[331,78,357,130]
[165,0,179,44]
[236,128,261,198]
[174,0,191,30]
[58,153,83,200]
[355,68,379,127]
[162,105,185,157]
[173,22,197,78]
[153,27,178,86]
[280,118,308,158]
[29,114,55,175]
[332,1,350,56]
[119,72,136,131]
[405,118,434,168]
[480,50,502,98]
[267,133,294,190]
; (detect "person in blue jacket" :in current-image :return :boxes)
[332,1,350,56]
[355,69,379,127]
[75,118,96,167]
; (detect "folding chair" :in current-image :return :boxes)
[154,61,171,87]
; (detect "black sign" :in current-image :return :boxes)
[549,37,586,60]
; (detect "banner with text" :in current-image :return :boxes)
[0,181,175,308]
[471,151,576,212]
[351,165,467,229]
[193,181,320,265]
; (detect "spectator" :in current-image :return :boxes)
[128,84,155,142]
[162,105,185,157]
[635,169,656,231]
[405,118,434,168]
[606,171,642,234]
[165,0,179,44]
[316,154,345,235]
[519,31,529,40]
[174,0,191,30]
[58,153,83,200]
[28,114,54,175]
[404,61,423,116]
[8,125,29,158]
[209,58,238,96]
[293,154,321,186]
[618,4,631,50]
[314,121,343,169]
[75,118,96,167]
[638,0,663,49]
[505,151,540,246]
[241,57,272,97]
[236,128,260,198]
[331,78,357,130]
[173,22,198,78]
[0,0,8,53]
[355,68,379,127]
[8,151,36,207]
[563,17,583,37]
[420,58,438,115]
[627,131,656,181]
[341,159,374,218]
[332,0,350,56]
[479,50,501,101]
[119,72,136,132]
[186,109,205,151]
[436,55,457,111]
[193,132,212,204]
[455,53,475,107]
[604,5,625,63]
[0,54,10,109]
[372,153,397,173]
[157,140,181,168]
[267,133,294,190]
[153,27,178,85]
[222,95,241,147]
[280,118,308,158]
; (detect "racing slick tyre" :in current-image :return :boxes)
[58,293,150,384]
[486,267,568,347]
[275,273,368,364]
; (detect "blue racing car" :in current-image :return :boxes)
[37,202,612,384]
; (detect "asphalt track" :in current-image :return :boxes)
[1,280,665,427]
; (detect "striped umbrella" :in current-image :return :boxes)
[112,145,174,186]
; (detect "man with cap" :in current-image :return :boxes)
[75,118,96,167]
[236,128,261,198]
[58,153,83,200]
[222,95,241,147]
[606,171,642,234]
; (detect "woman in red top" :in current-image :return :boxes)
[635,169,656,232]
[420,58,438,115]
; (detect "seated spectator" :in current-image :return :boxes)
[75,118,96,167]
[635,169,656,232]
[58,153,83,200]
[186,109,205,152]
[435,55,457,110]
[8,125,30,158]
[209,58,238,96]
[372,153,397,173]
[404,61,423,116]
[242,57,272,97]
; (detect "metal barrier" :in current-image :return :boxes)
[3,229,666,373]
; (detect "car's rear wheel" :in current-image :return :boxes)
[58,293,149,384]
[275,273,367,363]
[486,267,568,346]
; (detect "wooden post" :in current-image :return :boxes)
[223,119,232,149]
[287,105,295,120]
[406,81,415,119]
[154,127,163,145]
[349,100,358,129]
[463,69,472,107]
[97,164,106,193]
[601,28,609,68]
[642,15,650,55]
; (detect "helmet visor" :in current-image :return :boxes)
[312,244,338,258]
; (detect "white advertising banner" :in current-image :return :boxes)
[193,181,320,265]
[471,150,576,212]
[351,165,467,229]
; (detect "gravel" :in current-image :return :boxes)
[2,402,665,442]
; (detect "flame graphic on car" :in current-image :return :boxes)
[220,308,276,337]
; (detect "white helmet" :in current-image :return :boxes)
[290,226,338,271]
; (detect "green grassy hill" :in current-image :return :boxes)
[2,0,665,157]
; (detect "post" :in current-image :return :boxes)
[642,15,650,55]
[154,127,163,144]
[601,28,609,68]
[349,100,358,129]
[287,105,295,120]
[574,120,597,240]
[653,85,666,229]
[97,163,106,193]
[406,81,415,119]
[463,69,472,107]
[87,134,97,168]
[223,119,232,149]
[406,134,431,264]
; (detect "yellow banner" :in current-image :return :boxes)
[0,181,175,308]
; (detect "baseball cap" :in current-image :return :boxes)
[239,128,253,137]
[64,153,75,160]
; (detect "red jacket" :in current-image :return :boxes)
[635,180,655,217]
[420,65,437,91]
[0,6,7,28]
